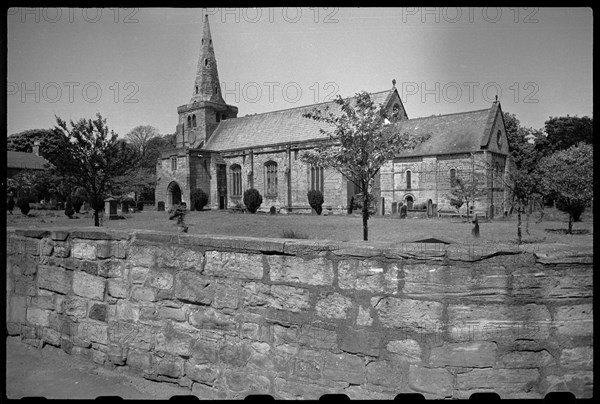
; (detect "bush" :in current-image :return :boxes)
[243,188,263,214]
[16,197,31,215]
[65,201,75,218]
[71,195,85,213]
[191,188,209,211]
[307,190,324,215]
[450,198,464,212]
[7,195,15,213]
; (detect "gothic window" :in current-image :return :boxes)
[195,85,198,94]
[231,164,242,197]
[171,156,177,172]
[187,116,192,129]
[406,170,412,189]
[450,168,457,187]
[214,86,218,95]
[310,166,324,193]
[192,115,197,127]
[265,161,278,196]
[204,58,208,66]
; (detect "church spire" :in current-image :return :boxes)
[190,14,225,104]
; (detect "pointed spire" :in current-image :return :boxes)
[190,14,225,104]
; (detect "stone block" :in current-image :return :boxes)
[107,279,128,298]
[149,271,174,290]
[559,347,593,370]
[455,368,540,399]
[42,327,61,346]
[14,278,37,296]
[190,339,219,364]
[127,349,153,370]
[225,370,270,394]
[213,283,239,309]
[429,341,497,367]
[545,371,593,398]
[274,377,347,400]
[219,341,253,367]
[78,320,109,344]
[268,255,334,286]
[72,241,97,260]
[386,339,422,363]
[338,260,398,294]
[345,386,396,400]
[191,382,227,399]
[204,251,263,279]
[498,349,554,368]
[156,356,185,378]
[50,230,70,241]
[241,323,260,341]
[93,349,107,364]
[72,346,93,361]
[107,344,126,365]
[8,295,27,323]
[130,266,150,284]
[115,300,140,322]
[158,306,187,322]
[155,323,196,357]
[88,303,108,322]
[131,286,157,302]
[373,297,443,332]
[72,271,105,301]
[293,349,324,380]
[31,295,55,310]
[408,365,453,397]
[37,265,72,294]
[339,328,381,357]
[40,239,54,256]
[189,307,236,332]
[323,352,365,384]
[27,307,50,327]
[553,304,593,337]
[366,360,409,388]
[52,242,70,258]
[270,285,310,313]
[174,271,213,304]
[185,359,219,384]
[315,292,352,319]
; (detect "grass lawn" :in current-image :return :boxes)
[6,206,593,247]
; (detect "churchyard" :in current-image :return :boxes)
[6,206,593,247]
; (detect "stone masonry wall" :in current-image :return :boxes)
[6,227,593,399]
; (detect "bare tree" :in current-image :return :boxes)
[125,125,159,159]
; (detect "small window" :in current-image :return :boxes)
[406,170,411,189]
[497,130,502,148]
[202,39,204,45]
[187,116,192,129]
[214,86,218,95]
[171,156,177,171]
[192,115,197,128]
[204,58,208,66]
[265,161,278,196]
[231,165,242,197]
[195,85,198,94]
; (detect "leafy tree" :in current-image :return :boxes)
[445,157,487,221]
[143,133,176,169]
[449,198,464,214]
[7,128,71,166]
[538,143,593,234]
[301,91,429,241]
[54,113,131,226]
[16,197,31,215]
[111,167,156,204]
[307,190,324,215]
[538,116,592,156]
[190,188,209,211]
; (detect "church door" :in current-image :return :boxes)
[427,199,433,217]
[217,164,227,210]
[168,182,182,207]
[406,196,413,210]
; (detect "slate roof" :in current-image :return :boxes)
[204,88,497,157]
[7,151,52,170]
[204,90,393,151]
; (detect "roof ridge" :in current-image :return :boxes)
[405,107,491,122]
[222,89,393,121]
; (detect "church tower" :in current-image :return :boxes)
[175,14,238,149]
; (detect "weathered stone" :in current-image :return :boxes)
[14,278,37,296]
[315,292,352,319]
[185,359,219,384]
[8,295,27,323]
[158,306,187,322]
[387,339,422,363]
[373,297,443,331]
[131,286,157,302]
[408,365,453,398]
[53,242,70,258]
[37,265,71,294]
[40,239,54,256]
[511,266,592,301]
[115,300,140,322]
[553,304,593,337]
[338,260,398,294]
[560,347,593,370]
[345,385,396,400]
[92,349,107,364]
[241,323,260,341]
[225,370,270,394]
[127,349,152,370]
[213,283,239,309]
[156,356,184,378]
[72,271,105,301]
[130,266,150,284]
[270,285,310,312]
[366,360,409,388]
[88,303,108,322]
[189,307,236,331]
[129,244,203,270]
[190,339,219,364]
[446,303,552,341]
[107,344,126,365]
[339,328,381,357]
[149,271,174,290]
[78,320,108,344]
[323,352,365,384]
[105,260,125,277]
[455,368,540,399]
[107,279,128,298]
[274,377,348,400]
[498,349,554,368]
[268,255,334,286]
[72,241,97,260]
[545,371,593,398]
[429,341,497,368]
[27,307,50,327]
[42,327,61,346]
[76,260,100,276]
[204,251,263,279]
[356,305,373,326]
[50,230,70,241]
[155,323,196,357]
[174,271,213,304]
[191,382,227,399]
[71,346,93,360]
[219,341,253,367]
[16,229,50,239]
[293,349,323,380]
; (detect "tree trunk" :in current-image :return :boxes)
[362,188,369,241]
[465,202,470,221]
[94,209,100,227]
[517,210,522,244]
[525,211,531,235]
[567,213,573,234]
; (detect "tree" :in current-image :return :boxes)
[446,174,487,221]
[302,91,429,241]
[125,125,159,164]
[538,116,592,156]
[538,143,593,234]
[7,128,72,166]
[54,113,131,226]
[143,133,176,169]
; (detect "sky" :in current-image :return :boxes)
[7,7,593,138]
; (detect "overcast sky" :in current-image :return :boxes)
[7,7,593,138]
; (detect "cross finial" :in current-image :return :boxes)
[392,79,396,87]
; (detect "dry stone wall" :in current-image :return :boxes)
[6,227,593,399]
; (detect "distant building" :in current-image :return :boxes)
[7,140,52,178]
[156,15,511,217]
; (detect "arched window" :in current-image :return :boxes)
[192,115,197,128]
[171,156,177,172]
[310,166,324,193]
[187,116,192,129]
[449,168,457,187]
[406,170,412,189]
[204,58,208,66]
[231,164,242,197]
[195,85,198,94]
[214,86,219,95]
[265,161,278,196]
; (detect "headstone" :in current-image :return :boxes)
[472,215,480,238]
[392,202,398,215]
[400,205,407,219]
[121,200,129,214]
[270,206,276,215]
[104,197,118,220]
[157,201,165,211]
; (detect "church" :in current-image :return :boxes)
[156,15,511,218]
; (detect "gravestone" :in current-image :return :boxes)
[400,204,407,219]
[157,201,165,211]
[104,197,118,220]
[121,200,130,214]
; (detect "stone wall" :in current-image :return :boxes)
[6,227,593,399]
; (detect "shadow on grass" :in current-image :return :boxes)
[545,229,590,235]
[280,229,310,239]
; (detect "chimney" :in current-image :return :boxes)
[33,140,41,156]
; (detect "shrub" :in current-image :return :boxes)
[7,195,15,213]
[307,190,324,215]
[71,195,85,213]
[16,197,31,215]
[243,188,263,213]
[191,188,209,211]
[65,201,75,218]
